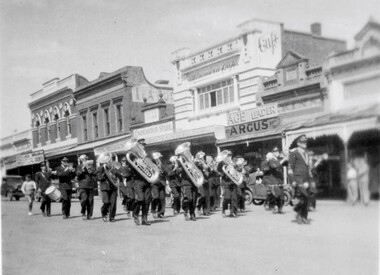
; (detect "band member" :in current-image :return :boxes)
[236,157,249,213]
[117,156,134,216]
[130,138,152,226]
[168,156,181,215]
[195,151,211,216]
[217,150,238,218]
[262,147,288,214]
[35,162,54,217]
[151,152,167,219]
[56,157,76,219]
[76,155,96,220]
[207,156,221,212]
[97,154,119,223]
[289,135,312,224]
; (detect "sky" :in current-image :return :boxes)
[1,0,379,139]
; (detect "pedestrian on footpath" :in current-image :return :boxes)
[346,161,358,205]
[21,174,37,216]
[355,155,370,206]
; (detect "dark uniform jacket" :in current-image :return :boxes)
[56,165,75,190]
[97,165,119,191]
[288,148,311,185]
[167,163,181,188]
[262,158,283,186]
[117,164,133,193]
[76,166,96,189]
[35,171,52,192]
[177,166,193,187]
[217,161,233,187]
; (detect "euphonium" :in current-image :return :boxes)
[97,152,119,187]
[125,138,159,184]
[217,150,244,186]
[175,142,204,187]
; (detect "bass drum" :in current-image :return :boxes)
[283,190,292,206]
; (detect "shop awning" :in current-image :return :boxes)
[284,103,380,146]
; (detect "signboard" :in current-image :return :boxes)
[94,139,130,156]
[133,122,174,139]
[16,150,44,167]
[185,56,239,82]
[132,83,174,103]
[225,117,281,138]
[227,103,278,126]
[145,126,217,144]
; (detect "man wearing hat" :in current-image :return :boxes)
[289,135,312,224]
[56,157,76,219]
[117,156,134,216]
[76,155,96,220]
[151,152,168,219]
[35,162,54,217]
[195,151,211,216]
[217,150,238,218]
[130,138,153,225]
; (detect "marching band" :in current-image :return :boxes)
[33,134,324,226]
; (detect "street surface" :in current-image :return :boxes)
[1,197,379,275]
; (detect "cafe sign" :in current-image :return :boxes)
[16,150,44,167]
[227,103,278,126]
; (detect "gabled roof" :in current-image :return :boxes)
[276,51,308,69]
[355,18,380,41]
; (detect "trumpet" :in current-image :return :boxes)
[125,138,160,184]
[175,142,204,187]
[217,150,244,186]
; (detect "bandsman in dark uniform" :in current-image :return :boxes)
[217,150,238,218]
[35,162,54,217]
[117,156,134,216]
[168,156,181,216]
[97,153,119,223]
[151,152,168,219]
[207,156,221,212]
[195,151,211,216]
[288,135,312,224]
[130,138,152,226]
[236,157,249,213]
[55,157,76,219]
[76,154,96,220]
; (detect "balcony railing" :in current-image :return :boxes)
[306,66,322,79]
[263,78,278,89]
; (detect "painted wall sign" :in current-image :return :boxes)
[258,32,279,54]
[226,117,281,138]
[227,103,278,126]
[185,56,239,82]
[132,83,174,103]
[133,121,174,139]
[16,150,44,167]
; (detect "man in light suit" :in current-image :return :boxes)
[288,135,312,224]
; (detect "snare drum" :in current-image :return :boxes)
[45,186,62,202]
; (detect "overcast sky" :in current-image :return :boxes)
[1,0,379,138]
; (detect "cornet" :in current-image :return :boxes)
[175,142,204,187]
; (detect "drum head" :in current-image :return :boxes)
[45,186,55,195]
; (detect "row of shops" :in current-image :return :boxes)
[1,19,379,199]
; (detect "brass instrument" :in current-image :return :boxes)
[97,152,119,187]
[125,138,160,184]
[175,142,204,187]
[217,150,244,186]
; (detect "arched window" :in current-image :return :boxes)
[53,107,61,139]
[63,103,71,136]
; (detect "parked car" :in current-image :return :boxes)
[1,175,25,201]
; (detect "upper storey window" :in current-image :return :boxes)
[198,79,234,111]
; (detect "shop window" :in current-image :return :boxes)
[198,79,234,111]
[104,108,110,136]
[93,112,98,138]
[82,115,87,141]
[115,104,123,132]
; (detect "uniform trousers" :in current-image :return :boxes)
[170,185,181,213]
[61,189,72,217]
[40,193,51,215]
[79,188,94,217]
[293,186,309,219]
[151,183,166,215]
[101,189,117,220]
[222,184,237,215]
[182,184,198,216]
[197,182,211,214]
[133,180,151,219]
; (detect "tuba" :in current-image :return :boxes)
[125,138,160,184]
[217,150,244,186]
[97,152,119,187]
[175,142,204,187]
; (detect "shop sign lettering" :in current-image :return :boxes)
[16,150,44,166]
[227,103,278,126]
[226,117,281,138]
[258,32,279,54]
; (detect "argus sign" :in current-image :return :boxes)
[226,117,281,138]
[227,103,278,126]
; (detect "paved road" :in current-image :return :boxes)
[1,196,379,275]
